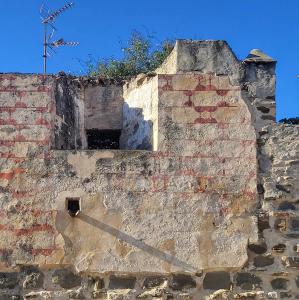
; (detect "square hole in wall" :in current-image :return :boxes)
[86,129,121,150]
[66,197,81,217]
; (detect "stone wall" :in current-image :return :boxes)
[0,71,258,272]
[0,40,298,299]
[120,75,158,150]
[54,76,85,150]
[54,76,123,150]
[84,84,123,131]
[0,73,55,162]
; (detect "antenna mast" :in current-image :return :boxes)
[40,2,79,75]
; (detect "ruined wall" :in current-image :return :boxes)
[84,84,123,131]
[0,74,58,267]
[245,124,299,299]
[159,40,277,134]
[0,71,259,299]
[242,51,276,133]
[0,41,299,299]
[54,76,123,150]
[120,75,158,150]
[0,71,257,270]
[54,76,85,150]
[0,74,55,160]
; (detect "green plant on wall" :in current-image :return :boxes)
[85,32,174,81]
[279,117,299,125]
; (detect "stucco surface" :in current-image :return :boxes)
[4,41,299,299]
[0,72,258,274]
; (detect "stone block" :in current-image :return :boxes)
[278,201,296,211]
[92,291,108,299]
[52,268,81,289]
[212,106,251,124]
[159,90,189,107]
[291,217,299,231]
[203,272,231,290]
[143,276,167,289]
[171,74,199,91]
[109,276,136,289]
[22,91,52,107]
[22,272,44,289]
[0,295,21,300]
[253,255,274,268]
[0,272,19,289]
[282,257,299,268]
[19,126,50,141]
[0,125,17,141]
[235,273,262,290]
[258,213,270,232]
[89,277,105,291]
[10,109,40,125]
[272,244,286,254]
[274,218,288,232]
[248,242,267,254]
[169,274,196,291]
[271,278,289,290]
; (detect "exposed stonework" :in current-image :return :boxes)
[0,40,298,299]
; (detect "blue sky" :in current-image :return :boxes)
[0,0,298,119]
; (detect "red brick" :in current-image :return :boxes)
[194,117,217,124]
[31,248,55,256]
[0,168,25,180]
[194,106,218,113]
[14,224,54,236]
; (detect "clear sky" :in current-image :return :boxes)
[1,0,298,120]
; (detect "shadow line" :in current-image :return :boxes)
[78,213,197,272]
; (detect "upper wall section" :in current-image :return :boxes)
[0,74,55,157]
[54,76,123,150]
[84,84,123,131]
[0,74,124,152]
[157,40,277,132]
[158,40,240,82]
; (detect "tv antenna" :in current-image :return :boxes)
[40,2,79,75]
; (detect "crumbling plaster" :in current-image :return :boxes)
[1,40,298,299]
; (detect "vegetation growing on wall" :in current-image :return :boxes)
[279,117,299,125]
[85,32,174,81]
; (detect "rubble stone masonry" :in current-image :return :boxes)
[0,41,298,299]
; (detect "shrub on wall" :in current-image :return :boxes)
[85,32,174,81]
[279,117,299,125]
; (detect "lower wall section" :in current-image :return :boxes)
[0,267,298,299]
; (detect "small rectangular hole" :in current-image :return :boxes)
[66,197,81,217]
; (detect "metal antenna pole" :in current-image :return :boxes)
[43,23,48,75]
[40,2,78,74]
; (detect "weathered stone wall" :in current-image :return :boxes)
[54,76,86,150]
[84,84,123,131]
[54,76,123,150]
[120,75,158,150]
[0,73,55,165]
[0,74,58,270]
[159,41,277,134]
[156,73,258,270]
[0,71,257,271]
[0,40,298,299]
[245,123,299,299]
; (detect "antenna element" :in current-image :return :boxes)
[40,2,79,75]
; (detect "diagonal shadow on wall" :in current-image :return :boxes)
[78,213,197,272]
